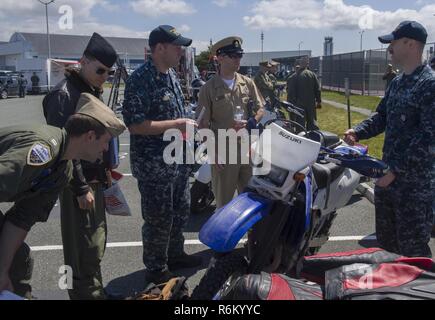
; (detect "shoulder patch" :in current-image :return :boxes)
[27,143,52,166]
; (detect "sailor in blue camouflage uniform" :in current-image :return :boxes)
[122,25,202,285]
[345,21,435,257]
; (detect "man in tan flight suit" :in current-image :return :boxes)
[198,36,265,209]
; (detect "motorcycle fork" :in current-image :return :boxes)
[246,201,292,274]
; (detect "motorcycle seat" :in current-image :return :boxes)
[312,162,345,189]
[304,131,340,148]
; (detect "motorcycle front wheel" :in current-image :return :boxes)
[190,252,248,300]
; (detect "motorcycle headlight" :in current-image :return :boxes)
[261,164,289,187]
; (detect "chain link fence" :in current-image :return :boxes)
[317,42,434,96]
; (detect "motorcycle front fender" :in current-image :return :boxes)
[199,192,273,253]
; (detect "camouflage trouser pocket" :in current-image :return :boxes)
[138,180,173,217]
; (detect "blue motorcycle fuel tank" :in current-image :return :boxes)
[199,193,273,253]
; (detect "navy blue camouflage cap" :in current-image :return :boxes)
[378,21,428,44]
[149,25,192,47]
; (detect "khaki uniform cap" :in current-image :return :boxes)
[211,36,243,56]
[270,60,280,66]
[75,93,126,137]
[259,61,272,68]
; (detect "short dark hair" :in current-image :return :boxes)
[65,113,107,138]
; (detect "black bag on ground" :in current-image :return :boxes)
[300,247,402,284]
[220,248,435,300]
[325,258,435,300]
[220,272,323,300]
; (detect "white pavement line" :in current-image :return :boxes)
[29,236,377,252]
[329,235,377,241]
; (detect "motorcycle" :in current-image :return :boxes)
[190,111,388,300]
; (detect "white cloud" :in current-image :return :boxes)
[55,22,150,39]
[178,24,191,33]
[129,0,196,17]
[192,40,210,53]
[213,0,236,7]
[100,0,121,12]
[0,0,149,41]
[243,0,435,36]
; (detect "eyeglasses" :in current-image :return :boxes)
[96,68,115,76]
[225,53,243,59]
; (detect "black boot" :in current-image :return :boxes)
[168,252,202,270]
[144,269,175,285]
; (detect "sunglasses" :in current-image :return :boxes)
[225,53,243,59]
[96,68,115,76]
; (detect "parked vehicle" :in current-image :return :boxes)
[0,74,20,99]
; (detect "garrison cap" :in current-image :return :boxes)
[378,21,428,44]
[149,25,192,47]
[212,36,243,56]
[84,33,118,68]
[75,93,126,137]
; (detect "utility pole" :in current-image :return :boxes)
[359,29,365,52]
[298,41,303,56]
[38,0,55,91]
[261,31,264,61]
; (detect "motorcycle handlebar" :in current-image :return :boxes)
[318,147,389,178]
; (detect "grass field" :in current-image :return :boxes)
[318,103,384,159]
[322,90,382,112]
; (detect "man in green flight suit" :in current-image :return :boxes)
[254,61,275,106]
[286,56,322,130]
[43,32,119,300]
[0,93,126,298]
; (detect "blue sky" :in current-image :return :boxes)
[1,0,434,56]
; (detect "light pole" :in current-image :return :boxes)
[261,31,264,62]
[298,41,303,56]
[359,30,365,52]
[38,0,55,91]
[38,0,55,60]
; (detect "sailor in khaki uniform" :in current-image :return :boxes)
[0,93,125,298]
[198,36,265,209]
